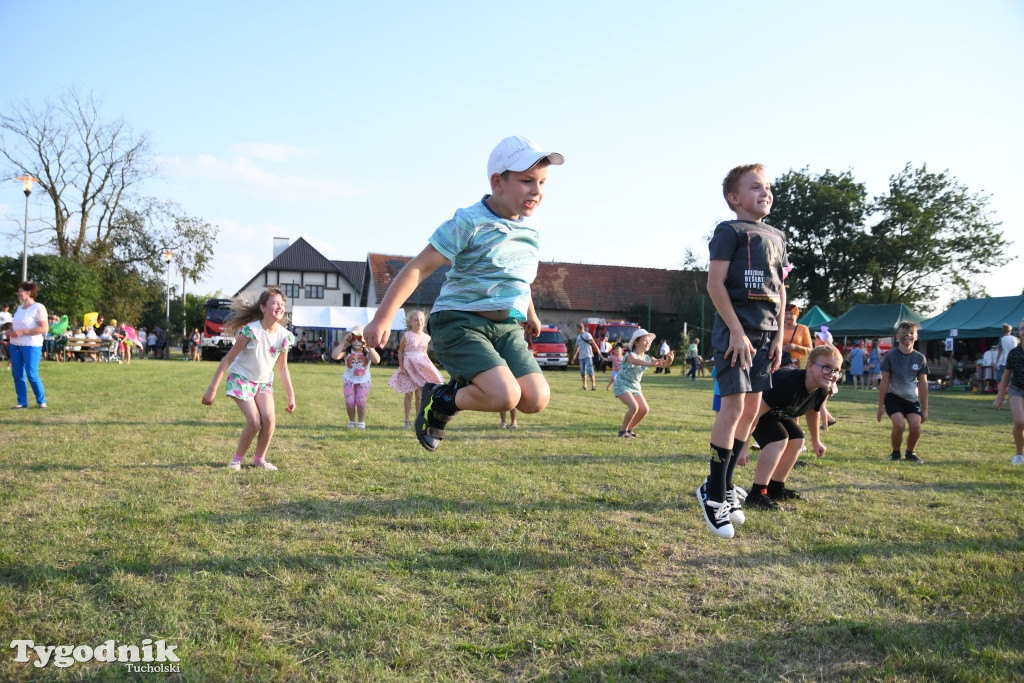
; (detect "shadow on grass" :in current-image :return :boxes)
[531,614,1024,681]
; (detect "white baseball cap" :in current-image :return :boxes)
[487,136,564,178]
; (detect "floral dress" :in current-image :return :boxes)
[225,321,294,400]
[388,330,444,393]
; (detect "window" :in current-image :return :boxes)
[342,293,351,306]
[305,285,324,299]
[281,283,300,299]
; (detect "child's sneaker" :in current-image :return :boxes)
[890,450,901,461]
[226,459,242,471]
[356,422,366,430]
[745,488,783,511]
[904,451,923,463]
[696,482,735,539]
[725,484,747,526]
[346,421,356,429]
[254,460,278,471]
[1011,454,1024,465]
[415,380,460,452]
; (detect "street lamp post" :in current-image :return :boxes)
[164,250,173,337]
[15,175,37,282]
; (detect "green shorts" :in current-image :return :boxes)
[428,310,541,385]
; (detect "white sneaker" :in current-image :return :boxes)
[254,461,278,471]
[227,460,242,471]
[696,482,735,539]
[726,485,747,526]
[1012,454,1024,465]
[356,422,366,430]
[346,421,356,429]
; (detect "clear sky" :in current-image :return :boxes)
[2,0,1022,310]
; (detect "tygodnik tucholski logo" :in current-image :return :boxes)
[10,638,180,671]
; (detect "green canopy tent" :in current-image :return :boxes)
[797,305,832,329]
[918,296,1024,341]
[808,303,923,339]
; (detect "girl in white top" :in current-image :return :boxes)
[9,281,48,409]
[202,289,296,471]
[332,325,380,429]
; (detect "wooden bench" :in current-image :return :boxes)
[64,338,119,362]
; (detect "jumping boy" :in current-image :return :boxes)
[697,163,787,539]
[362,136,564,451]
[877,320,929,463]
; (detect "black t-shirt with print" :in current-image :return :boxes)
[708,219,788,345]
[761,368,828,419]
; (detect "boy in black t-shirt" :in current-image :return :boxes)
[697,163,788,539]
[745,345,841,510]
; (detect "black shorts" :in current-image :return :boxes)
[713,330,774,397]
[752,413,805,446]
[884,393,922,418]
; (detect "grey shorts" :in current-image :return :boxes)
[713,330,774,397]
[427,310,540,385]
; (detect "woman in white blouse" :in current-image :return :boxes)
[9,281,48,409]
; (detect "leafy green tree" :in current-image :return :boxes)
[0,255,101,324]
[770,165,1010,313]
[768,168,869,312]
[866,163,1009,311]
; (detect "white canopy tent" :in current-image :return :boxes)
[289,307,406,331]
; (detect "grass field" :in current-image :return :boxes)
[1,357,1022,681]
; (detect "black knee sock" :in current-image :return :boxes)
[726,438,745,490]
[708,443,732,503]
[767,479,786,497]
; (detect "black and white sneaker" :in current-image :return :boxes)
[726,485,747,526]
[415,380,460,452]
[890,450,901,461]
[696,482,735,539]
[770,485,802,501]
[904,451,923,463]
[745,488,783,511]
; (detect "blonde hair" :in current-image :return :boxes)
[807,344,841,366]
[722,163,766,210]
[405,309,425,328]
[224,288,288,335]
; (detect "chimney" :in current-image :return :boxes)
[273,237,289,259]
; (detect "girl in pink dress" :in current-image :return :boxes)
[388,310,444,428]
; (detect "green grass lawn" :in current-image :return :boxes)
[1,358,1022,681]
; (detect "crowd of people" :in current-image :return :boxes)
[10,139,1023,542]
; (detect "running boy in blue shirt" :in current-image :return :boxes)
[363,136,564,451]
[697,163,787,539]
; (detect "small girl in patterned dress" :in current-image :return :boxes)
[202,288,295,471]
[613,329,671,437]
[388,310,444,428]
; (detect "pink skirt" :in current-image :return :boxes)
[388,352,444,393]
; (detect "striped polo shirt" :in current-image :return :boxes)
[428,197,540,322]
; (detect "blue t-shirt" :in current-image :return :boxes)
[429,197,539,322]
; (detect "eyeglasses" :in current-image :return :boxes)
[812,362,842,377]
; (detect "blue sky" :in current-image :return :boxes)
[2,0,1022,308]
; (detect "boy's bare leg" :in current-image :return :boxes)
[753,439,786,487]
[515,372,550,413]
[771,438,805,482]
[711,393,746,447]
[888,412,906,452]
[905,413,923,453]
[453,367,550,414]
